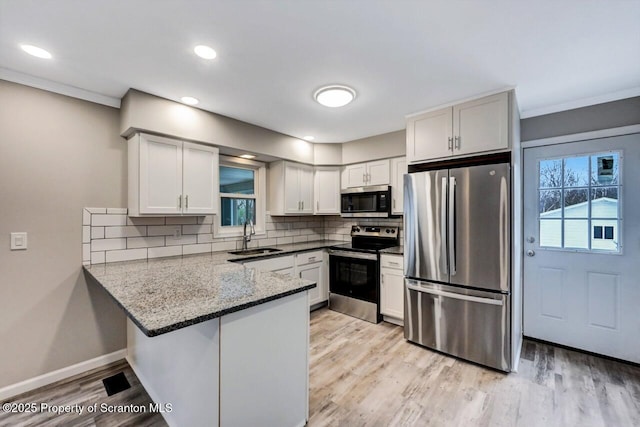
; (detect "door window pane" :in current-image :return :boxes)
[539,220,562,248]
[563,157,589,187]
[537,151,621,253]
[220,166,255,194]
[591,153,619,186]
[563,189,588,218]
[539,159,563,188]
[221,198,255,226]
[564,220,588,249]
[539,190,561,215]
[590,187,618,218]
[592,220,618,250]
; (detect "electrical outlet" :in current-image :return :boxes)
[172,226,182,240]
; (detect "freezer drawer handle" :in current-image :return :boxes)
[406,284,503,306]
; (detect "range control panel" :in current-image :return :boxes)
[350,225,399,238]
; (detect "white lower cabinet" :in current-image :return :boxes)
[380,254,404,323]
[295,250,327,307]
[242,250,328,308]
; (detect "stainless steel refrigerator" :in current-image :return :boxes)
[404,161,511,371]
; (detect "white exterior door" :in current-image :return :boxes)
[182,142,219,215]
[523,134,639,363]
[139,135,183,214]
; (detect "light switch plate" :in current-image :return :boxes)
[10,232,28,250]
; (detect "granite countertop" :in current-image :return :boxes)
[380,246,404,255]
[84,240,345,337]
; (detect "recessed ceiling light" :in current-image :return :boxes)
[240,154,256,159]
[180,96,199,105]
[194,45,217,60]
[314,85,356,108]
[20,44,52,59]
[303,136,315,141]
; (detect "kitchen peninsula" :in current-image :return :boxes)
[84,251,316,427]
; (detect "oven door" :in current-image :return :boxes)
[328,250,379,303]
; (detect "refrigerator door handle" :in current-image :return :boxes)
[449,176,457,275]
[406,284,503,306]
[440,177,448,273]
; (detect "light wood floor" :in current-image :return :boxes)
[2,308,639,426]
[309,308,640,427]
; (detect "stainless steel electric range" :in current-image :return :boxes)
[327,225,399,323]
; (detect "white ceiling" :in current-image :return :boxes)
[1,0,639,143]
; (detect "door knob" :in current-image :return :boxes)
[526,250,535,257]
[526,236,535,243]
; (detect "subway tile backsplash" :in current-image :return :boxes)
[82,208,403,265]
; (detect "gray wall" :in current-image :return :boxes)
[341,130,406,164]
[521,96,640,141]
[121,89,315,164]
[0,81,127,388]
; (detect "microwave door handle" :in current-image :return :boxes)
[449,176,456,276]
[440,177,448,274]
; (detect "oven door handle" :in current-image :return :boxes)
[328,250,378,261]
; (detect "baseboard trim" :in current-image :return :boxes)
[0,349,127,401]
[524,336,640,368]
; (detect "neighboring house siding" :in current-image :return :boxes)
[540,198,618,251]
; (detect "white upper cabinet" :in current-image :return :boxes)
[390,157,407,215]
[314,167,341,215]
[343,159,390,188]
[344,163,367,188]
[182,142,219,215]
[269,161,314,215]
[406,107,453,162]
[406,91,510,163]
[453,92,509,156]
[129,133,219,216]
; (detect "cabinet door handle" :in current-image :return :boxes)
[363,173,366,183]
[178,195,182,208]
[448,137,453,150]
[454,136,460,149]
[185,195,189,209]
[316,200,319,211]
[393,198,396,209]
[381,273,384,284]
[302,201,304,210]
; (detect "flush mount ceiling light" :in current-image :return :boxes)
[314,85,356,108]
[240,154,256,159]
[20,44,52,59]
[180,96,199,105]
[302,136,315,141]
[194,45,217,59]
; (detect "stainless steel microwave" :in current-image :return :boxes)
[340,185,391,217]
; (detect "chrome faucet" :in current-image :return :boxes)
[242,219,255,250]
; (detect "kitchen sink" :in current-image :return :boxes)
[229,247,283,256]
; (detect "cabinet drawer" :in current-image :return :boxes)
[380,254,403,270]
[295,250,324,266]
[243,255,295,272]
